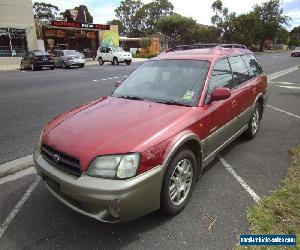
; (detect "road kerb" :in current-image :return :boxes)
[0,155,33,178]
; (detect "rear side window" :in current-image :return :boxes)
[228,56,249,86]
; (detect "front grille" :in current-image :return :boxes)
[41,144,82,177]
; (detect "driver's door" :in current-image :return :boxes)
[200,58,238,159]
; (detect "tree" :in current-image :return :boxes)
[141,0,174,35]
[33,2,60,21]
[211,0,236,42]
[139,37,152,49]
[107,19,125,36]
[289,26,300,47]
[115,0,144,37]
[190,25,221,43]
[115,0,173,36]
[61,5,93,23]
[251,0,291,50]
[158,14,197,45]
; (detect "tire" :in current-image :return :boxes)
[31,63,36,71]
[50,66,55,70]
[125,60,132,65]
[112,57,119,66]
[160,149,197,215]
[98,57,104,65]
[244,103,262,139]
[62,61,68,69]
[79,64,84,68]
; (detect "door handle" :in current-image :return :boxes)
[252,87,257,94]
[232,99,238,108]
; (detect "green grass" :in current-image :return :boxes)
[235,145,300,250]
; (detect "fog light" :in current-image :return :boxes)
[108,206,120,218]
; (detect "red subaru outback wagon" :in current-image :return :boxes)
[34,44,267,223]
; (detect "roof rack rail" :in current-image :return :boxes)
[165,43,247,52]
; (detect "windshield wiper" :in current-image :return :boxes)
[117,95,145,101]
[154,100,191,107]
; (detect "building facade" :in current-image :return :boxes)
[0,0,37,62]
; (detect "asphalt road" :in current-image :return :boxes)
[0,52,300,249]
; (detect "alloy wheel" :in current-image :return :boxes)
[251,108,260,135]
[169,159,193,206]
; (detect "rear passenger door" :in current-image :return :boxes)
[228,56,253,129]
[203,58,237,156]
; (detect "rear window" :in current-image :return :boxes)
[33,51,49,56]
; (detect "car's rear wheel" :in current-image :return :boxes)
[112,57,119,66]
[161,149,196,215]
[50,66,55,70]
[244,103,262,139]
[125,60,132,65]
[98,57,104,65]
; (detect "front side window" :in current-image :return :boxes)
[113,60,210,106]
[206,58,233,103]
[228,56,249,86]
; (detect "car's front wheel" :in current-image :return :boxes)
[161,149,197,215]
[98,57,104,65]
[125,60,132,65]
[244,103,262,139]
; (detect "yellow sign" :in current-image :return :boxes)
[99,31,119,47]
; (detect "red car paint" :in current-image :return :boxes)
[42,47,267,175]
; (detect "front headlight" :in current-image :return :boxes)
[87,153,140,179]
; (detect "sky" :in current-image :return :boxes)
[41,0,300,30]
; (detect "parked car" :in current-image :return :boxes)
[20,50,54,71]
[54,50,85,68]
[96,46,132,66]
[34,44,267,223]
[291,47,300,57]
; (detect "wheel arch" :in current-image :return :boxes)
[162,133,203,177]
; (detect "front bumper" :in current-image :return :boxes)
[33,148,163,223]
[67,59,85,66]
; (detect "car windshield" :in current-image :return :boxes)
[64,50,80,55]
[113,47,125,52]
[112,60,210,106]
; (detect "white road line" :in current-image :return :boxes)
[92,80,98,82]
[107,77,113,80]
[267,105,300,119]
[101,79,107,81]
[0,177,40,239]
[0,155,33,178]
[114,77,119,79]
[267,66,299,80]
[274,85,300,91]
[217,155,261,203]
[0,167,36,185]
[269,81,295,85]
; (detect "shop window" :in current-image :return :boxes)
[0,28,28,57]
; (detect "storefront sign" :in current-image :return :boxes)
[51,21,110,30]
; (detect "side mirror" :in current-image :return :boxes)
[210,87,231,103]
[115,81,122,88]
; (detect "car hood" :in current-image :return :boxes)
[43,97,191,171]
